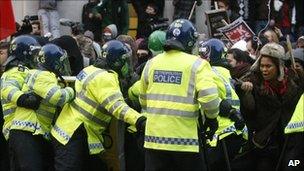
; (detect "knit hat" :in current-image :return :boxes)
[251,43,286,81]
[84,30,94,40]
[287,48,304,68]
[103,24,118,41]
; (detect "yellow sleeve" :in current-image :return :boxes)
[1,69,27,104]
[196,60,220,119]
[30,71,75,107]
[138,60,152,110]
[128,81,141,101]
[90,72,141,125]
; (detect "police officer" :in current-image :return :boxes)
[1,36,43,170]
[7,43,74,171]
[199,38,247,171]
[280,93,304,170]
[138,19,220,170]
[51,40,146,170]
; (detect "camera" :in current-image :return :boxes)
[22,15,39,24]
[149,18,169,32]
[14,15,39,37]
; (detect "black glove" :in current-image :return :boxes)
[17,92,42,110]
[220,99,245,130]
[204,118,218,140]
[219,99,233,117]
[229,109,245,130]
[135,116,146,150]
[135,116,147,133]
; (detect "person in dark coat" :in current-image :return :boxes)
[51,35,84,76]
[235,43,304,170]
[226,48,254,79]
[82,0,103,42]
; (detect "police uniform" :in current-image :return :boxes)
[207,66,247,171]
[139,50,220,170]
[51,65,143,170]
[8,68,74,171]
[281,94,304,171]
[1,66,28,140]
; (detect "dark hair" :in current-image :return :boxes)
[259,56,280,73]
[147,3,158,14]
[31,20,40,25]
[227,48,255,64]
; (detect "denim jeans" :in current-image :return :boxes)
[38,9,60,39]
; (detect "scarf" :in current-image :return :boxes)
[263,69,288,95]
[231,63,251,79]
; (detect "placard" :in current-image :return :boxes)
[205,9,230,39]
[218,17,255,44]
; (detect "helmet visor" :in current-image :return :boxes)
[57,51,72,76]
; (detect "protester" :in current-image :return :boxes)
[237,43,304,170]
[38,0,60,39]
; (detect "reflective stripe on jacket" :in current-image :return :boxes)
[51,65,141,154]
[208,66,246,147]
[1,66,28,139]
[139,50,220,152]
[12,69,74,139]
[285,94,304,134]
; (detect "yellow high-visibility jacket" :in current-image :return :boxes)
[10,69,74,139]
[139,50,220,153]
[1,66,28,139]
[285,93,304,134]
[208,66,247,147]
[51,65,142,154]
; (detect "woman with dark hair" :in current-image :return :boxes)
[236,43,304,170]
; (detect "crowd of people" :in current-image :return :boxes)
[0,0,304,171]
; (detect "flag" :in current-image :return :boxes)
[0,0,16,40]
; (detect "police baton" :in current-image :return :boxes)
[62,76,76,82]
[198,115,211,171]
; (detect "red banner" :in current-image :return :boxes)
[0,0,16,40]
[218,18,254,44]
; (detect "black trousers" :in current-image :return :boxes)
[0,118,9,171]
[145,149,204,171]
[281,132,304,171]
[125,131,145,171]
[207,134,245,171]
[52,125,107,171]
[9,130,53,171]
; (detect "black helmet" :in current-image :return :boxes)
[99,40,132,78]
[5,35,41,68]
[165,19,198,53]
[36,43,71,76]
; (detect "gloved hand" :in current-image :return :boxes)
[229,109,245,130]
[219,99,233,117]
[17,92,42,110]
[135,116,146,150]
[135,116,146,133]
[204,118,218,140]
[219,99,245,130]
